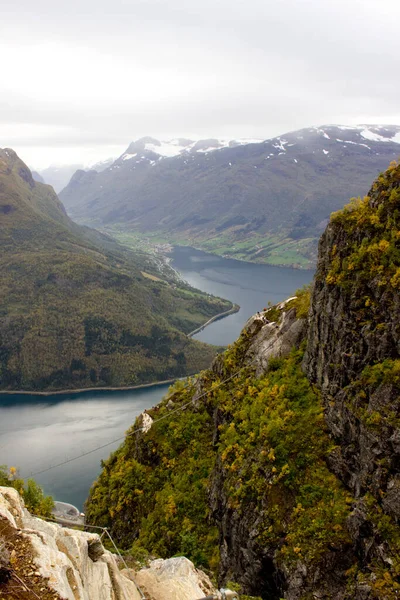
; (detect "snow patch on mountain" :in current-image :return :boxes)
[119,137,264,162]
[360,128,400,144]
[90,125,400,175]
[144,140,189,157]
[273,138,288,152]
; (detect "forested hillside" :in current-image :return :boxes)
[0,148,232,391]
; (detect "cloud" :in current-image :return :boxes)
[1,0,400,167]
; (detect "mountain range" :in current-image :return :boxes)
[59,125,400,268]
[32,138,257,193]
[0,148,232,391]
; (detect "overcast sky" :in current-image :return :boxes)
[1,0,400,168]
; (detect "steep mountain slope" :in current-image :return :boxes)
[304,158,400,524]
[0,148,232,391]
[86,162,400,599]
[60,125,400,267]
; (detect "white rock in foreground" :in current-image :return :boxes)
[133,556,219,600]
[0,487,223,600]
[0,486,142,600]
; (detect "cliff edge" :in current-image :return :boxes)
[86,162,400,599]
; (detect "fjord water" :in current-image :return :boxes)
[170,246,314,345]
[0,385,171,510]
[0,247,314,509]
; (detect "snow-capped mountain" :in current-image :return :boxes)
[115,126,400,165]
[116,136,263,164]
[260,124,400,160]
[59,124,400,267]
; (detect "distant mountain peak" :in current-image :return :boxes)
[60,123,400,269]
[0,147,36,189]
[293,124,400,145]
[119,136,264,164]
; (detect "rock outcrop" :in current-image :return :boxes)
[0,486,142,600]
[0,487,222,600]
[304,163,400,510]
[133,557,218,600]
[243,302,307,377]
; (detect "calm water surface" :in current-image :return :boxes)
[0,385,170,510]
[170,246,314,345]
[0,247,314,509]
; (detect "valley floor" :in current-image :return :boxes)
[76,223,318,270]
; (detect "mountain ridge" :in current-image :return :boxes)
[0,148,232,391]
[33,157,116,192]
[59,124,400,268]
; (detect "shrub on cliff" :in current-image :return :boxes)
[0,466,54,517]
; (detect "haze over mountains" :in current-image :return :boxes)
[33,157,116,193]
[60,125,400,268]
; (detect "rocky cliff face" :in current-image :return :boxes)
[88,291,358,599]
[304,163,400,510]
[302,161,400,598]
[86,163,400,599]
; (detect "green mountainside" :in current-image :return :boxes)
[86,162,400,599]
[60,125,400,268]
[0,148,233,391]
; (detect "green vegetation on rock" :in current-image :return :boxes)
[86,161,400,599]
[0,466,54,518]
[327,160,400,290]
[86,327,356,593]
[86,376,220,570]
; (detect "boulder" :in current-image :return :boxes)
[133,556,218,600]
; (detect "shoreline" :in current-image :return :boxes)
[0,378,178,397]
[0,304,239,398]
[81,224,315,271]
[187,303,240,337]
[163,241,315,271]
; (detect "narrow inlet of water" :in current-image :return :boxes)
[0,247,315,508]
